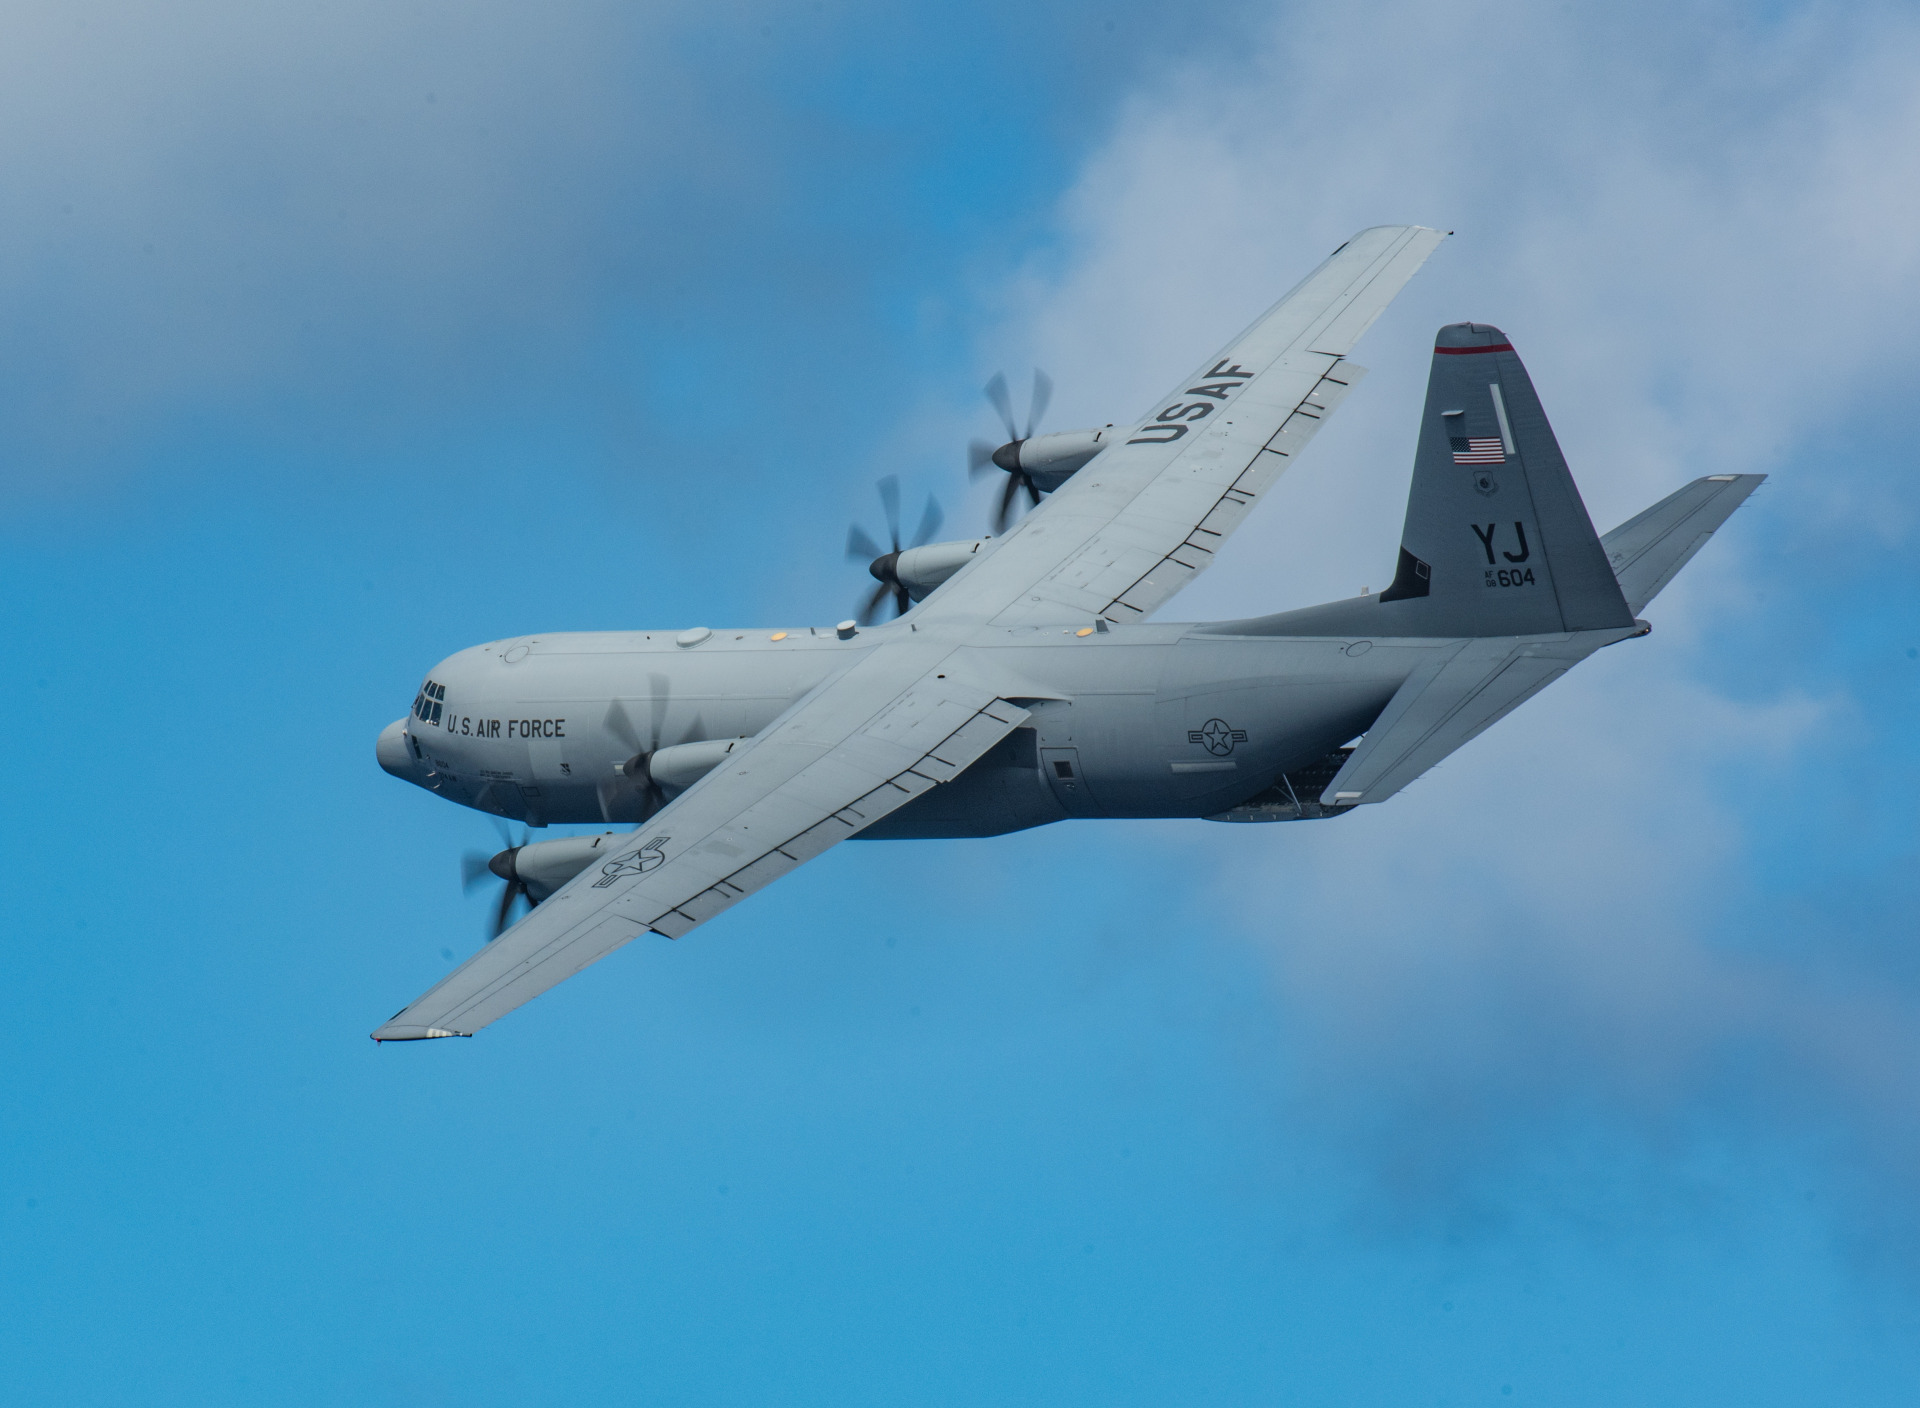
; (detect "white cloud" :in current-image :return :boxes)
[976,0,1920,1237]
[979,0,1920,611]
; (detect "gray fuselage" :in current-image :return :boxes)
[379,617,1430,837]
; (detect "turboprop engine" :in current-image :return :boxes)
[488,830,626,904]
[845,476,948,623]
[989,426,1114,492]
[630,736,745,793]
[969,368,1115,531]
[866,537,988,605]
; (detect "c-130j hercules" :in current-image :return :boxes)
[373,226,1760,1041]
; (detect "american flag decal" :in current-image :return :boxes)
[1451,436,1505,464]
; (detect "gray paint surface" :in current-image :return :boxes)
[372,231,1762,1040]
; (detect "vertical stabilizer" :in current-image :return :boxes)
[1379,324,1633,636]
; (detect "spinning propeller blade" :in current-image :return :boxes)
[846,475,943,623]
[984,372,1017,442]
[845,523,886,563]
[1025,369,1052,440]
[601,679,678,823]
[461,820,533,940]
[975,369,1052,533]
[911,494,944,550]
[967,438,998,478]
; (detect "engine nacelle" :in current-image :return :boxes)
[870,537,988,603]
[643,736,745,792]
[992,426,1114,491]
[491,830,625,902]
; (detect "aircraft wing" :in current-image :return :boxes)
[919,225,1446,628]
[373,651,1030,1040]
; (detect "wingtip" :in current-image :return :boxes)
[1363,222,1448,241]
[371,1025,469,1042]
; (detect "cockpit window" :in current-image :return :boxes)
[413,679,446,726]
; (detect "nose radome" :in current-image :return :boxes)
[376,719,413,778]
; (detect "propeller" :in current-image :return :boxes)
[845,474,944,624]
[461,818,533,940]
[971,369,1053,533]
[601,678,680,823]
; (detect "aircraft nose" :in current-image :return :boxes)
[376,719,414,778]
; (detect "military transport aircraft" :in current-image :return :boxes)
[372,225,1761,1041]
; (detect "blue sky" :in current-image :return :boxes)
[4,2,1920,1403]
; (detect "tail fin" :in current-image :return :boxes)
[1378,323,1633,635]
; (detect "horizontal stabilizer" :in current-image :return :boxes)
[1602,474,1765,614]
[1324,626,1643,808]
